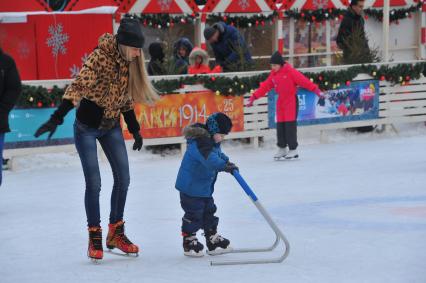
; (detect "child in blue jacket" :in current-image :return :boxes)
[175,112,237,257]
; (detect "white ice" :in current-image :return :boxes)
[1,126,426,283]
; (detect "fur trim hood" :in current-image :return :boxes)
[189,47,209,65]
[183,123,210,139]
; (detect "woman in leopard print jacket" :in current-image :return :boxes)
[35,17,159,261]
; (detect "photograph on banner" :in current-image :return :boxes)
[122,91,244,139]
[5,109,76,144]
[268,80,379,128]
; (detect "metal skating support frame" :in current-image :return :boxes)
[210,171,290,266]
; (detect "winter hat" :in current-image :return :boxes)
[173,37,193,55]
[270,51,285,65]
[206,112,233,135]
[149,42,165,60]
[117,17,145,48]
[204,26,217,40]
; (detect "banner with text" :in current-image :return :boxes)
[123,91,244,139]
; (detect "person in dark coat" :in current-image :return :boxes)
[147,42,166,76]
[0,48,22,186]
[173,37,193,74]
[175,112,237,257]
[204,22,253,72]
[337,0,375,132]
[336,0,370,64]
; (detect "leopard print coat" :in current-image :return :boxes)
[63,33,132,120]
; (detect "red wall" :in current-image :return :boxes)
[0,13,113,80]
[0,23,38,80]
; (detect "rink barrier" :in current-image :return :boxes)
[5,61,426,161]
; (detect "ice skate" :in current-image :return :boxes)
[183,233,204,257]
[274,147,289,160]
[205,232,232,255]
[106,221,139,256]
[87,227,103,262]
[285,149,299,160]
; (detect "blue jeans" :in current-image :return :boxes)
[0,133,4,186]
[74,120,130,227]
[180,192,219,234]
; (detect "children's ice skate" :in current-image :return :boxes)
[274,147,289,160]
[205,232,232,255]
[106,220,139,256]
[183,233,204,257]
[285,149,299,160]
[88,227,103,262]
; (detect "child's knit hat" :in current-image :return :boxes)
[270,51,285,66]
[206,112,233,135]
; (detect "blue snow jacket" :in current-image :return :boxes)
[210,22,253,71]
[175,123,229,197]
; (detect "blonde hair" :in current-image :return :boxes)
[119,45,160,105]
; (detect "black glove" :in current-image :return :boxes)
[34,118,60,139]
[132,132,143,151]
[34,99,74,140]
[224,162,239,174]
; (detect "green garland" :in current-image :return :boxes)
[151,62,426,95]
[124,4,422,29]
[126,13,198,29]
[207,12,277,28]
[17,85,65,109]
[285,8,345,23]
[364,3,421,23]
[305,62,426,90]
[17,62,426,108]
[284,3,422,23]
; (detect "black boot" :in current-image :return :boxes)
[204,230,232,255]
[183,233,204,257]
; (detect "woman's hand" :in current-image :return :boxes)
[34,118,60,139]
[132,132,143,151]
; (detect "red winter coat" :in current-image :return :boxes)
[251,64,319,122]
[188,64,222,75]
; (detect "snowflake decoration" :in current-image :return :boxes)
[69,65,80,78]
[46,23,69,57]
[17,41,30,59]
[69,53,89,78]
[313,0,328,10]
[158,0,172,11]
[81,53,89,64]
[239,0,250,10]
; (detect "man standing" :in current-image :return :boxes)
[337,0,375,132]
[0,48,22,186]
[204,22,253,72]
[336,0,371,64]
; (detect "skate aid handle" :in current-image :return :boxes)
[232,170,258,202]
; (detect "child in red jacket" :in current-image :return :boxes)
[247,51,322,160]
[188,47,222,75]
